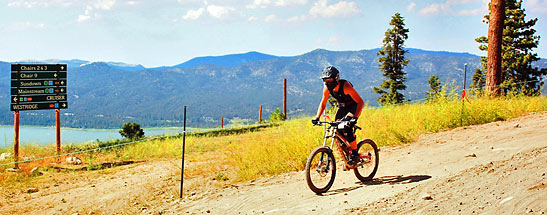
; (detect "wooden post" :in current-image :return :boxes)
[259,105,263,123]
[56,109,61,162]
[180,106,186,198]
[461,64,468,126]
[221,117,224,128]
[14,111,19,169]
[486,0,505,97]
[283,78,287,120]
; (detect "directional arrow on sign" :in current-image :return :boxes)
[13,97,17,103]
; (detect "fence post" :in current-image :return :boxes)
[221,117,224,128]
[180,106,186,199]
[283,78,287,120]
[56,109,61,162]
[13,111,19,169]
[259,105,262,123]
[461,63,468,126]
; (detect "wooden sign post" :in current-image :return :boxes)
[10,64,68,168]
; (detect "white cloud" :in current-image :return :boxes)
[3,22,46,32]
[526,0,547,13]
[246,0,307,9]
[275,0,307,7]
[182,8,204,20]
[407,2,416,12]
[316,35,341,45]
[246,0,271,9]
[7,0,72,8]
[206,4,235,19]
[265,14,277,22]
[287,15,308,22]
[78,15,91,22]
[309,0,360,18]
[419,3,450,16]
[126,1,139,6]
[419,0,486,16]
[92,0,115,10]
[77,0,116,23]
[248,16,259,21]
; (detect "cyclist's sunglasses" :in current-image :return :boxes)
[323,78,336,84]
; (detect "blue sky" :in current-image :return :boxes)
[0,0,546,67]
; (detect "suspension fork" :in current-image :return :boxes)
[317,127,336,172]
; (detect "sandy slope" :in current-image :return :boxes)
[1,112,546,215]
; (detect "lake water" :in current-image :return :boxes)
[0,126,185,148]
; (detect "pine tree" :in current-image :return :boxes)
[470,68,486,96]
[426,75,442,101]
[474,0,547,95]
[374,13,410,105]
[119,122,145,140]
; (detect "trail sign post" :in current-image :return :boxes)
[10,64,68,168]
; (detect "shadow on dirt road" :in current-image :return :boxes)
[320,175,432,196]
[362,175,432,185]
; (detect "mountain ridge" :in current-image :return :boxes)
[1,48,545,129]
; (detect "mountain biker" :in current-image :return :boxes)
[312,66,364,166]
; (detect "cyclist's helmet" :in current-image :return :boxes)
[321,66,340,82]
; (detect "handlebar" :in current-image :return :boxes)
[313,120,361,130]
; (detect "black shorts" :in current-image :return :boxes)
[335,103,357,143]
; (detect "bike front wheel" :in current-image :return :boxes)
[353,139,379,182]
[305,146,336,194]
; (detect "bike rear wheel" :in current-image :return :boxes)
[353,139,379,182]
[305,146,336,194]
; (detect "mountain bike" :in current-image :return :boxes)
[305,115,379,194]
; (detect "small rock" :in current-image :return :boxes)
[72,213,79,215]
[422,194,433,200]
[206,210,211,213]
[22,156,36,161]
[0,152,12,160]
[465,153,477,158]
[26,188,39,193]
[30,167,43,176]
[344,201,348,204]
[6,168,19,172]
[513,123,520,128]
[66,156,82,165]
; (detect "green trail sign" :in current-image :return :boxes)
[10,64,68,111]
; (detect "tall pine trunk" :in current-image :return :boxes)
[486,0,505,97]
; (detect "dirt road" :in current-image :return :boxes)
[1,112,546,214]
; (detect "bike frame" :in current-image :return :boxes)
[318,114,360,165]
[318,117,354,167]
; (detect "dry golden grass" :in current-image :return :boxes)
[0,95,546,188]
